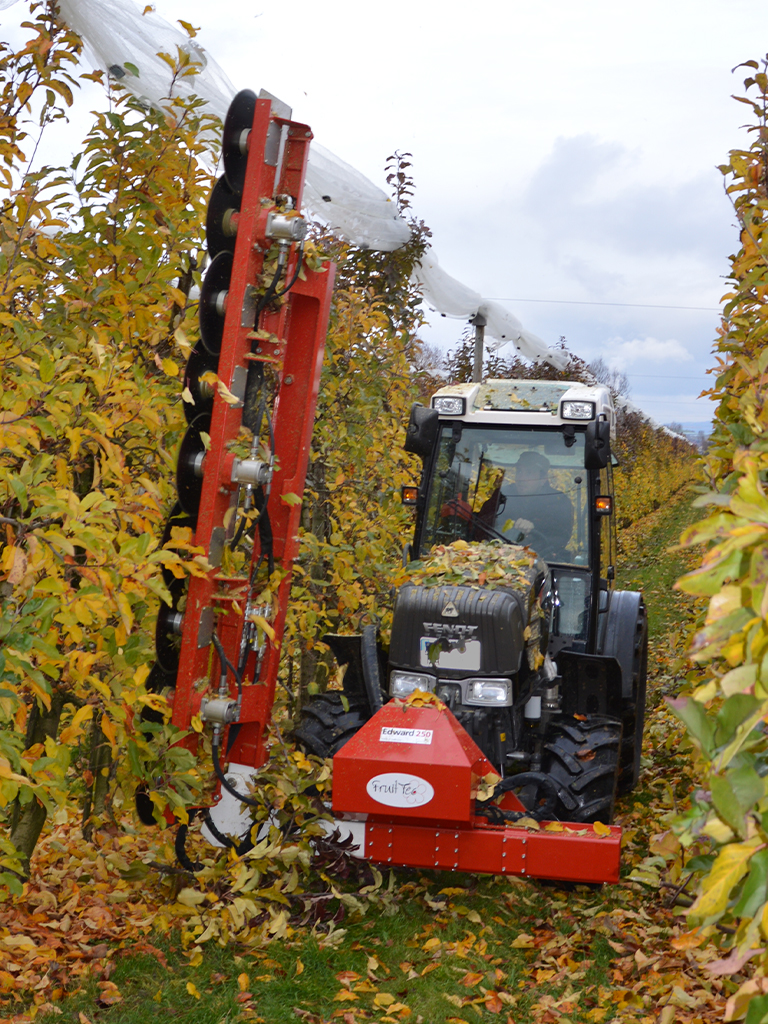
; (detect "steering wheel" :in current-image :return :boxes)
[517,528,559,563]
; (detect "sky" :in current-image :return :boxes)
[3,0,766,427]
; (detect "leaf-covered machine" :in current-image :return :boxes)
[141,91,648,885]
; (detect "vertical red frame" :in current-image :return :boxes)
[171,99,335,775]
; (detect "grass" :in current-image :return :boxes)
[618,484,704,637]
[34,878,636,1024]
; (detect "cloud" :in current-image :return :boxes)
[502,134,734,309]
[604,335,695,370]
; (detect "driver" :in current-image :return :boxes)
[494,451,573,554]
[440,451,573,558]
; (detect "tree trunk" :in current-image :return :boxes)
[81,715,112,841]
[9,688,68,875]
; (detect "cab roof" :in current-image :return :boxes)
[431,378,616,435]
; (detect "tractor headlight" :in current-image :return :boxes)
[560,400,595,420]
[465,679,512,706]
[390,671,436,698]
[432,396,466,416]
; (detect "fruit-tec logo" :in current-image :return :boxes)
[366,772,435,808]
[423,622,478,640]
[380,727,433,745]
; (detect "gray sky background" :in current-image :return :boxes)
[4,0,766,426]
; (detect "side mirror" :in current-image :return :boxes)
[404,403,439,459]
[585,418,610,470]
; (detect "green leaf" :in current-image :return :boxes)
[729,762,765,817]
[667,697,715,758]
[0,872,23,897]
[38,352,54,383]
[715,694,767,769]
[733,848,768,918]
[745,994,768,1024]
[9,476,27,512]
[281,492,302,506]
[711,775,746,837]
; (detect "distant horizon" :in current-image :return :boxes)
[666,421,713,433]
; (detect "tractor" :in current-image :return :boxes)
[296,380,648,845]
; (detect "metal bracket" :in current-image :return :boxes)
[241,285,258,328]
[197,607,214,648]
[208,527,226,568]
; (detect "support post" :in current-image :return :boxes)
[470,312,486,383]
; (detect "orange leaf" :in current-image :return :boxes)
[460,972,484,987]
[333,990,359,1002]
[100,713,117,751]
[670,930,706,951]
[485,991,504,1013]
[96,981,122,1006]
[335,970,360,989]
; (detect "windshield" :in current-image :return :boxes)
[421,425,589,566]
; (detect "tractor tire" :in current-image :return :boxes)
[294,692,371,758]
[617,604,649,795]
[541,714,622,824]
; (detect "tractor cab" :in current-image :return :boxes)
[405,379,617,654]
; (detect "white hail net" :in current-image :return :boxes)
[2,0,565,367]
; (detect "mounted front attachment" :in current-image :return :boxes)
[136,90,335,860]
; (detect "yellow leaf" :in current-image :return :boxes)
[295,959,304,976]
[514,816,541,831]
[333,990,359,1002]
[6,547,27,585]
[59,703,95,745]
[174,326,191,354]
[162,358,179,377]
[593,820,612,837]
[177,888,206,907]
[250,614,276,641]
[0,757,31,787]
[216,378,242,406]
[186,982,200,999]
[374,992,396,1007]
[237,973,249,992]
[690,841,758,920]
